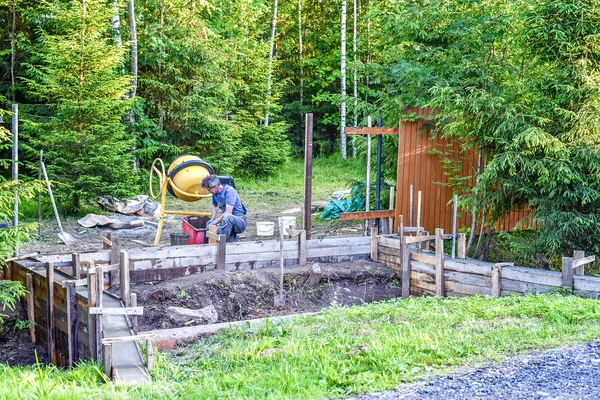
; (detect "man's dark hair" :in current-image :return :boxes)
[202,175,221,189]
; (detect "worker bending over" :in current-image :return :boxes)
[202,175,247,242]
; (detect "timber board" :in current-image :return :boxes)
[500,279,556,294]
[411,261,435,276]
[378,235,401,249]
[444,259,492,276]
[446,281,491,296]
[445,271,491,288]
[378,245,400,257]
[573,275,600,292]
[501,267,561,286]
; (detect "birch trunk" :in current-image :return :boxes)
[128,0,138,100]
[466,149,482,255]
[298,0,303,122]
[265,0,278,126]
[340,0,347,159]
[352,0,358,158]
[11,0,16,102]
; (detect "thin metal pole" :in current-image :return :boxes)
[409,185,414,227]
[38,150,43,238]
[303,113,313,240]
[452,194,458,259]
[365,116,372,235]
[375,117,383,228]
[12,104,18,255]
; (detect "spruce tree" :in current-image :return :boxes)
[24,0,135,212]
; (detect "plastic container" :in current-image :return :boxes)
[170,232,190,246]
[256,221,275,236]
[278,216,297,237]
[182,216,210,244]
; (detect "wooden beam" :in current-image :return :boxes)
[120,251,130,307]
[298,230,307,265]
[562,257,574,289]
[146,338,155,372]
[341,209,396,221]
[103,343,112,378]
[46,262,55,364]
[96,265,104,364]
[208,225,218,244]
[457,233,466,259]
[71,253,80,279]
[26,273,35,343]
[101,233,112,248]
[404,235,435,244]
[89,307,144,315]
[344,127,399,135]
[491,264,502,297]
[110,236,120,286]
[370,228,378,261]
[66,281,78,366]
[101,333,155,344]
[304,113,313,240]
[573,254,594,270]
[401,238,411,298]
[130,293,138,334]
[87,263,97,359]
[435,229,445,297]
[217,236,226,270]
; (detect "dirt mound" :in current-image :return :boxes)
[133,261,402,331]
[0,303,48,366]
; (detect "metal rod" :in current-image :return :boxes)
[38,150,42,238]
[303,113,313,239]
[452,194,458,259]
[375,117,383,228]
[409,185,414,228]
[12,104,18,255]
[365,116,372,235]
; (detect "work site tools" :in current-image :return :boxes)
[40,158,77,245]
[149,155,214,245]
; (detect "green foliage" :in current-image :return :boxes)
[0,280,27,326]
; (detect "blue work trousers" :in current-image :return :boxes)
[209,214,247,242]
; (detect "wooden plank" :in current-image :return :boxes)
[120,251,130,307]
[101,233,112,248]
[101,333,155,344]
[306,236,370,249]
[378,235,401,249]
[574,275,600,292]
[217,235,227,270]
[110,236,120,286]
[446,281,491,296]
[501,266,561,286]
[344,126,399,135]
[206,231,220,241]
[307,245,370,258]
[410,251,436,265]
[445,271,491,287]
[411,261,435,276]
[562,257,574,289]
[341,209,396,221]
[444,259,493,276]
[89,307,144,316]
[130,293,138,334]
[405,235,435,244]
[501,279,556,294]
[26,273,36,343]
[491,265,502,297]
[46,262,56,364]
[103,343,112,378]
[96,265,103,363]
[298,230,307,265]
[435,229,444,297]
[573,254,594,271]
[66,281,77,366]
[401,240,411,298]
[72,253,81,279]
[457,233,466,259]
[370,228,378,261]
[208,225,217,244]
[147,338,155,372]
[87,264,97,359]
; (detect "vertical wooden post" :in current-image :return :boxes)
[457,233,466,259]
[66,281,78,366]
[370,227,378,261]
[491,264,502,297]
[399,215,404,242]
[573,250,585,276]
[46,262,56,364]
[389,187,395,232]
[103,343,112,378]
[146,338,155,372]
[26,273,35,343]
[208,225,217,244]
[120,250,130,307]
[130,293,138,334]
[298,230,307,265]
[562,257,574,290]
[435,229,445,297]
[416,191,422,232]
[401,237,411,298]
[303,113,313,240]
[110,236,120,287]
[71,253,81,279]
[422,231,430,251]
[102,231,112,249]
[96,265,104,364]
[217,236,227,270]
[87,263,97,359]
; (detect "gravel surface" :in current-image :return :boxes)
[349,341,600,400]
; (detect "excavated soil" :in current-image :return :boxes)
[131,261,402,332]
[0,302,48,366]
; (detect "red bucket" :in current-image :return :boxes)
[182,216,210,244]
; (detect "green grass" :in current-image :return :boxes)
[2,294,600,399]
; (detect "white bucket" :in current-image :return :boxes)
[256,221,275,236]
[278,216,297,237]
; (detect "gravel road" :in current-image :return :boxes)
[349,341,600,400]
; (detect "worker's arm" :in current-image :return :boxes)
[211,204,219,220]
[214,204,234,224]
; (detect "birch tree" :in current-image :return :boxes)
[352,0,357,158]
[340,0,347,159]
[265,0,278,126]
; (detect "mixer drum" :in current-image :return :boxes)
[166,154,215,202]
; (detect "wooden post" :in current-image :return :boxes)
[491,264,502,297]
[146,338,155,372]
[370,227,378,261]
[562,257,574,290]
[208,225,217,244]
[217,235,227,270]
[96,265,104,364]
[573,250,585,276]
[399,215,404,242]
[120,250,130,307]
[435,229,445,297]
[422,231,430,251]
[110,236,120,287]
[298,230,307,265]
[46,262,56,364]
[130,293,138,334]
[26,273,35,343]
[457,233,466,259]
[401,237,411,298]
[87,263,97,359]
[102,231,112,249]
[416,191,422,232]
[66,281,78,366]
[71,253,81,279]
[303,113,313,240]
[388,187,395,233]
[103,343,112,378]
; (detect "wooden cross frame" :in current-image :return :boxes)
[342,124,403,234]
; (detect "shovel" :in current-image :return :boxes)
[274,219,286,307]
[40,160,77,245]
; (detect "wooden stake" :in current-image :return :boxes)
[96,265,104,364]
[416,191,422,232]
[401,237,411,299]
[130,293,138,334]
[217,235,226,270]
[146,338,155,372]
[46,262,55,364]
[562,257,574,289]
[298,230,307,265]
[120,250,130,307]
[102,231,112,249]
[370,227,378,261]
[110,236,120,287]
[303,113,313,240]
[573,250,585,276]
[491,264,502,297]
[66,281,78,366]
[103,343,112,378]
[208,225,217,244]
[87,263,97,359]
[71,253,81,279]
[435,229,445,297]
[388,187,395,233]
[457,233,466,259]
[26,273,35,343]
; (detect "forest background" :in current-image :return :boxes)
[1,0,600,262]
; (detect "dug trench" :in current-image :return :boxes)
[128,261,402,344]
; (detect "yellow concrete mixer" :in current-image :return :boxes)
[149,155,214,245]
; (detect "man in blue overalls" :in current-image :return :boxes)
[202,175,247,242]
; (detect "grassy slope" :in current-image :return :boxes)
[2,295,600,399]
